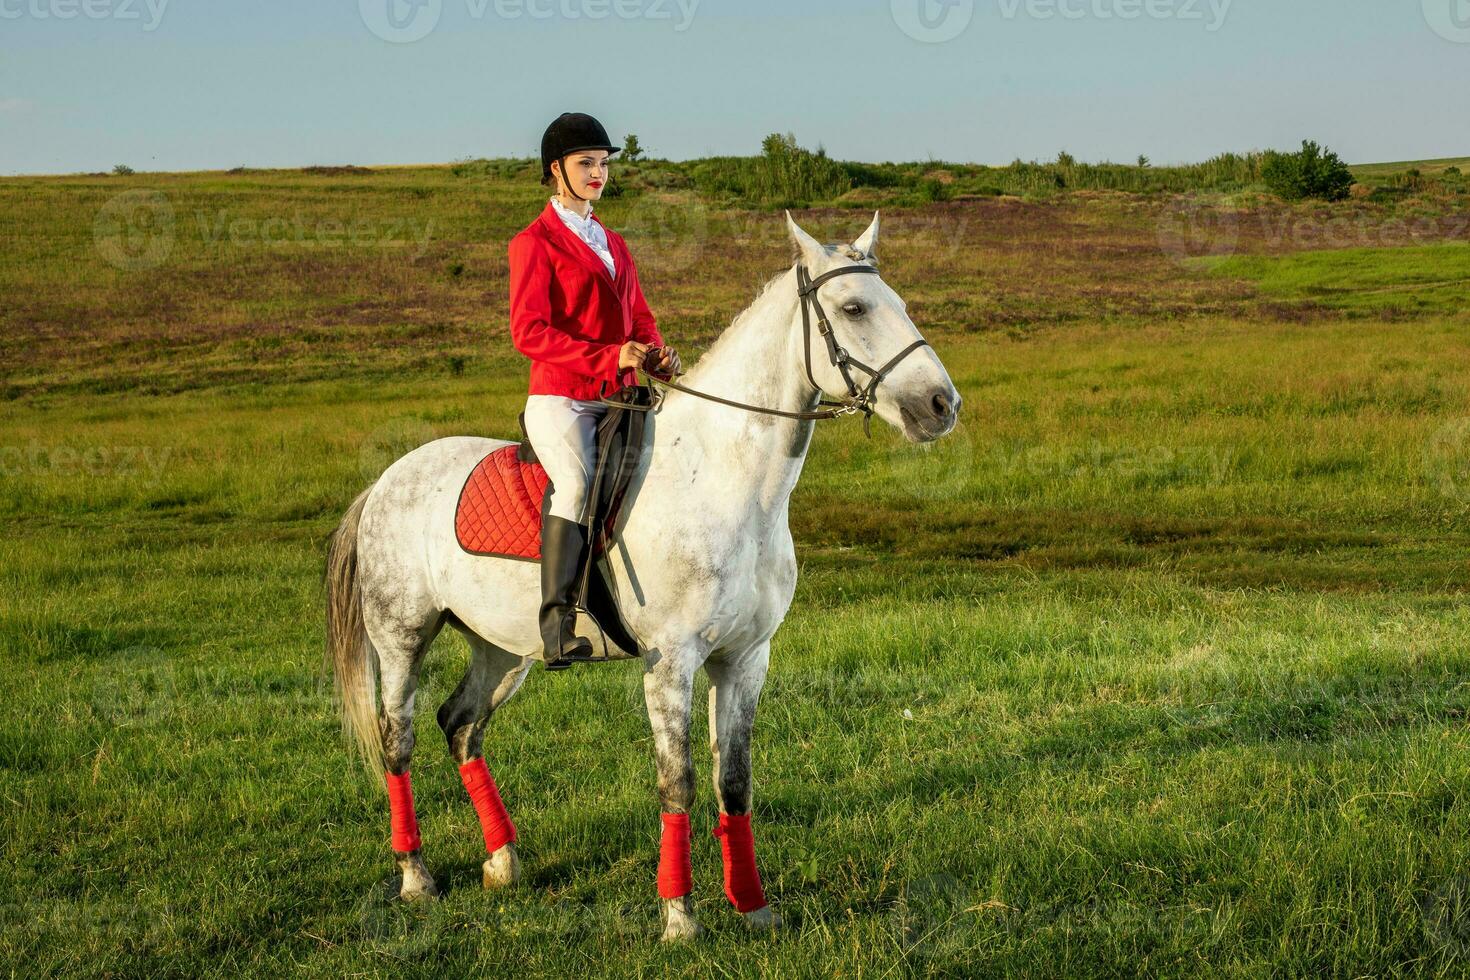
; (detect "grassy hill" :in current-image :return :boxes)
[1352,155,1470,177]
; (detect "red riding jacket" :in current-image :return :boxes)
[507,200,663,400]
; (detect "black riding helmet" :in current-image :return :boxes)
[541,112,620,200]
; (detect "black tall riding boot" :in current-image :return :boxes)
[538,513,596,671]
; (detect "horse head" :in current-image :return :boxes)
[784,210,962,443]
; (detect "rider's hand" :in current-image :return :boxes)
[618,341,651,372]
[646,345,681,378]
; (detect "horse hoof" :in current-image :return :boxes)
[400,881,440,902]
[398,872,440,902]
[483,844,520,890]
[660,897,704,942]
[396,853,440,901]
[743,904,780,931]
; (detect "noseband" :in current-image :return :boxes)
[615,262,931,439]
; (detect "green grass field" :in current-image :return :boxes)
[3,161,1470,976]
[1352,158,1470,179]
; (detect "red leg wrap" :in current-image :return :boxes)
[385,769,422,853]
[657,812,692,899]
[458,757,516,853]
[713,812,767,913]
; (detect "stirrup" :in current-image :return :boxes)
[544,610,596,671]
[545,645,596,670]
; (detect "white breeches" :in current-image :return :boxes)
[523,393,610,523]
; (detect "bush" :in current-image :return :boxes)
[1387,168,1427,193]
[112,164,134,176]
[915,177,952,203]
[751,133,852,207]
[690,134,851,208]
[1261,140,1355,201]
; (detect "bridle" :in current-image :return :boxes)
[604,262,931,439]
[797,263,931,437]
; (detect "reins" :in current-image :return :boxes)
[597,262,931,439]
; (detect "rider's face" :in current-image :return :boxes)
[555,152,610,201]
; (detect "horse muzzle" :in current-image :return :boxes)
[898,385,962,442]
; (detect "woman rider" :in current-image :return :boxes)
[507,111,681,671]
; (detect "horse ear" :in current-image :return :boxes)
[852,210,879,263]
[784,210,826,266]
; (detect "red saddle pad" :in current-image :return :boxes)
[452,443,626,558]
[454,445,615,561]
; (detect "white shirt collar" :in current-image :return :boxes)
[549,195,595,226]
[548,195,615,278]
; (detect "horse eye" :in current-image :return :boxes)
[843,302,864,317]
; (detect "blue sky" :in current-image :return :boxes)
[1,0,1465,175]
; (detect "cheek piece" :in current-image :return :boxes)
[385,770,422,853]
[657,812,693,899]
[459,757,517,853]
[713,812,767,913]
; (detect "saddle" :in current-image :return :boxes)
[454,384,657,659]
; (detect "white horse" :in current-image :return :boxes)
[326,210,962,940]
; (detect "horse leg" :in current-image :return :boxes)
[707,642,779,930]
[644,651,703,941]
[435,628,532,890]
[366,609,442,902]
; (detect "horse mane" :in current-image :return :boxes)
[684,264,794,374]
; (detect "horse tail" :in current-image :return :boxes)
[325,483,385,777]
